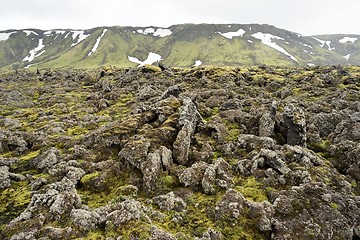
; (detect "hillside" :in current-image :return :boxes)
[1,65,360,239]
[0,24,359,69]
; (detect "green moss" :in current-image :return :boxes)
[0,181,32,228]
[330,202,339,209]
[143,64,162,72]
[308,140,331,158]
[78,170,133,208]
[234,176,268,202]
[77,230,106,239]
[105,220,152,239]
[20,149,41,161]
[80,171,101,185]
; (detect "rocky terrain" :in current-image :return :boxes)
[0,64,360,239]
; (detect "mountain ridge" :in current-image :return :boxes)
[0,23,359,69]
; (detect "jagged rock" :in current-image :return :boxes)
[141,150,162,193]
[259,101,277,137]
[0,118,21,130]
[160,85,181,100]
[101,79,111,92]
[173,97,201,165]
[70,209,100,231]
[0,166,11,190]
[159,146,173,171]
[272,182,360,239]
[351,112,360,122]
[118,135,150,169]
[153,191,186,212]
[0,157,19,167]
[105,199,145,227]
[138,85,158,101]
[38,226,73,240]
[202,164,216,194]
[179,161,209,187]
[215,189,274,232]
[197,228,223,240]
[203,119,227,142]
[11,177,81,223]
[283,104,307,146]
[149,225,177,240]
[219,98,242,110]
[237,134,276,152]
[30,177,47,191]
[8,230,37,240]
[31,147,61,171]
[202,158,233,194]
[282,144,323,167]
[97,98,110,109]
[251,148,290,175]
[0,130,28,154]
[311,111,347,138]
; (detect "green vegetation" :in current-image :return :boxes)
[234,176,269,202]
[0,181,32,231]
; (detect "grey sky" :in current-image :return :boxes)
[1,0,359,35]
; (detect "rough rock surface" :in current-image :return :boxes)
[1,66,360,239]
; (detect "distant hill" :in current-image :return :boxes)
[0,24,359,69]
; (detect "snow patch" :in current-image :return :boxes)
[344,54,351,61]
[248,40,253,43]
[313,37,335,50]
[136,28,172,37]
[71,31,90,47]
[153,29,172,37]
[144,28,155,34]
[23,30,38,36]
[307,63,315,67]
[128,52,162,67]
[0,31,16,41]
[251,32,298,61]
[88,29,108,56]
[300,42,313,48]
[339,37,358,43]
[216,29,245,39]
[23,39,45,62]
[193,60,202,67]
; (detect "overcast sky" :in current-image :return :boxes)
[1,0,359,35]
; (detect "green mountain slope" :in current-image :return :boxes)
[0,24,359,69]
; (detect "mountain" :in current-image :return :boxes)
[0,24,359,69]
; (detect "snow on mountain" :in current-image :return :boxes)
[344,54,351,61]
[300,42,313,48]
[252,32,298,61]
[23,30,38,36]
[88,29,108,56]
[153,28,172,37]
[313,37,335,51]
[137,28,172,37]
[71,31,90,47]
[23,39,45,62]
[0,32,16,41]
[339,37,358,43]
[193,60,203,67]
[216,29,246,39]
[128,52,162,67]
